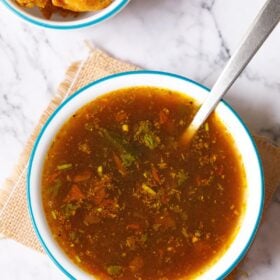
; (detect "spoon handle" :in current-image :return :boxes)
[187,0,280,134]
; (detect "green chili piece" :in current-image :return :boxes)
[142,183,156,196]
[57,163,73,171]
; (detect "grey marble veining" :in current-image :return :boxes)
[0,0,279,279]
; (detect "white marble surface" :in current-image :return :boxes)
[0,0,280,279]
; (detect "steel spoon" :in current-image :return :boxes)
[181,0,280,144]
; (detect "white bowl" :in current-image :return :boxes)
[28,71,264,279]
[2,0,130,29]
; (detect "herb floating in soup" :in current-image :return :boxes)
[42,87,245,279]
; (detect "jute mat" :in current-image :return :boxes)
[0,48,280,279]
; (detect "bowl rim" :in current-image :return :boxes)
[1,0,130,29]
[27,70,264,280]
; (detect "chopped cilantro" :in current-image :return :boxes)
[61,203,80,219]
[177,170,189,186]
[121,152,136,167]
[140,233,148,243]
[100,128,127,151]
[107,265,122,276]
[134,120,160,149]
[101,128,138,167]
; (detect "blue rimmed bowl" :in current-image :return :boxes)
[28,71,264,279]
[2,0,130,29]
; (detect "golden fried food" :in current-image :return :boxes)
[16,0,48,8]
[40,0,78,19]
[15,0,112,18]
[52,0,112,12]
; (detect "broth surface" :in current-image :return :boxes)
[42,87,245,279]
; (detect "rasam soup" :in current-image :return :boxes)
[42,87,245,279]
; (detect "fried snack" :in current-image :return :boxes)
[52,0,112,12]
[15,0,112,18]
[37,0,78,19]
[16,0,48,8]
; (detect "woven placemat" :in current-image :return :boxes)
[0,48,279,279]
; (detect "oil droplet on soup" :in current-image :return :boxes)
[42,87,245,279]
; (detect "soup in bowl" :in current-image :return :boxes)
[28,71,264,279]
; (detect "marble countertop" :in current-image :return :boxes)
[0,0,280,279]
